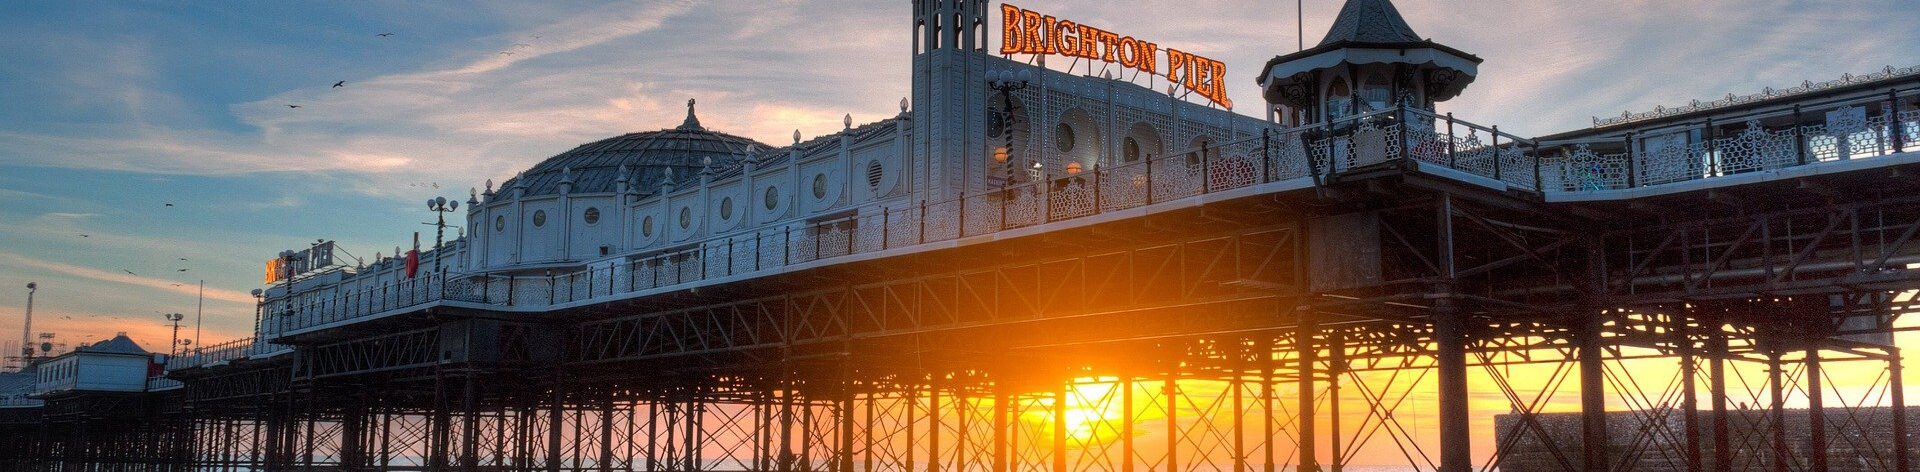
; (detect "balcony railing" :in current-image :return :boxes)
[246,90,1918,347]
[166,337,286,371]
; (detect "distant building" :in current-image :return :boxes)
[31,334,156,397]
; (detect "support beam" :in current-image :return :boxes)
[1768,350,1787,472]
[1892,347,1911,472]
[1434,287,1471,472]
[1807,346,1827,472]
[1579,314,1609,472]
[1710,324,1731,472]
[1298,311,1319,472]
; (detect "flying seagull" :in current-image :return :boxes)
[177,268,189,272]
[163,202,174,207]
[178,258,188,261]
[78,234,89,238]
[332,80,346,88]
[287,104,302,108]
[122,269,136,275]
[377,33,394,37]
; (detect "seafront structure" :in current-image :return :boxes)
[2,0,1918,470]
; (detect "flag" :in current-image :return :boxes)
[404,249,420,278]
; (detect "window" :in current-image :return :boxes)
[494,215,505,232]
[812,174,828,199]
[1054,123,1076,153]
[642,216,655,237]
[764,186,780,210]
[1360,72,1392,111]
[679,207,692,229]
[1327,79,1354,120]
[1123,137,1142,162]
[532,210,547,228]
[720,197,734,220]
[866,161,885,189]
[583,207,601,225]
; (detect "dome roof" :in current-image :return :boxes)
[499,99,772,197]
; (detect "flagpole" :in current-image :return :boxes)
[193,280,204,354]
[1298,0,1305,51]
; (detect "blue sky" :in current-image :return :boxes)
[0,0,1915,353]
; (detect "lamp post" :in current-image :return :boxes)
[19,282,34,363]
[987,68,1034,184]
[163,313,185,358]
[427,196,460,278]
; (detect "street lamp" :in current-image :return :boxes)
[163,313,185,358]
[19,282,35,362]
[987,68,1034,183]
[427,196,460,278]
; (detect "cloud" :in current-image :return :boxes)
[0,188,51,200]
[0,251,255,304]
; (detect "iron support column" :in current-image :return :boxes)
[1298,310,1319,472]
[1579,313,1609,472]
[1434,288,1470,472]
[1891,347,1910,472]
[1678,314,1702,472]
[1807,346,1826,472]
[1768,350,1787,472]
[1709,324,1730,472]
[1329,331,1345,472]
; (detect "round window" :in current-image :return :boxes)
[1055,123,1076,153]
[720,197,734,220]
[583,207,601,225]
[1123,137,1141,162]
[679,207,692,229]
[642,216,654,237]
[812,174,828,200]
[764,186,780,210]
[532,210,547,228]
[866,161,885,189]
[494,215,505,232]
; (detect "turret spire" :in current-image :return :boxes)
[678,98,703,130]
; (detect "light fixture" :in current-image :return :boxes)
[993,146,1009,163]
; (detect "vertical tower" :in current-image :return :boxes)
[912,0,990,203]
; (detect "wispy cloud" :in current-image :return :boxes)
[0,251,255,304]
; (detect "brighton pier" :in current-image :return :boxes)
[2,0,1918,471]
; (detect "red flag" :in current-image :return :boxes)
[404,249,420,278]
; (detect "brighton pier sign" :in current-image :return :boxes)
[998,3,1232,109]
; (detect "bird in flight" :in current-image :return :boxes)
[177,268,189,272]
[287,104,302,108]
[122,269,136,275]
[163,203,174,207]
[377,33,394,37]
[333,81,346,88]
[178,258,188,261]
[78,234,90,238]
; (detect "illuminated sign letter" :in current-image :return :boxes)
[1000,4,1024,54]
[1055,20,1080,56]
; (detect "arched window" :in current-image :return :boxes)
[1360,72,1392,111]
[1327,79,1354,120]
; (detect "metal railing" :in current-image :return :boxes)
[1542,88,1918,192]
[234,91,1919,359]
[253,107,1538,339]
[166,337,284,371]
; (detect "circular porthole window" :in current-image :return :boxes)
[1054,123,1076,153]
[583,207,601,225]
[764,186,780,210]
[679,207,692,229]
[720,197,734,220]
[812,174,828,200]
[1123,137,1142,162]
[494,215,505,232]
[866,161,884,189]
[532,210,547,228]
[642,216,654,237]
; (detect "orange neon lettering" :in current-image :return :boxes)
[1097,30,1120,62]
[1000,4,1022,54]
[1117,37,1139,68]
[1077,24,1098,60]
[1138,42,1159,75]
[1054,20,1079,56]
[1021,10,1045,55]
[1040,15,1058,54]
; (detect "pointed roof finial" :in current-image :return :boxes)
[793,129,802,144]
[678,98,703,130]
[900,97,910,114]
[844,114,853,130]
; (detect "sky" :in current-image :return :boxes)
[0,0,1915,465]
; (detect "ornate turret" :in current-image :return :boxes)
[678,98,703,131]
[1257,0,1481,124]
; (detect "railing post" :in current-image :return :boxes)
[1705,118,1719,176]
[1794,105,1809,165]
[506,276,515,306]
[1491,125,1502,180]
[1892,89,1906,153]
[918,200,928,243]
[1532,143,1544,193]
[755,232,763,272]
[1093,164,1103,210]
[1400,107,1412,165]
[784,228,792,266]
[728,238,735,276]
[882,208,891,250]
[1625,133,1639,188]
[1447,112,1458,167]
[1201,141,1212,194]
[1145,156,1154,204]
[958,192,967,236]
[846,221,855,255]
